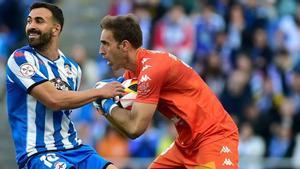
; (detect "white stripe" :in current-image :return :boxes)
[44,109,56,150]
[77,67,82,90]
[45,62,56,79]
[60,112,72,148]
[7,53,47,89]
[26,95,38,156]
[69,120,82,146]
[55,58,69,85]
[35,52,56,80]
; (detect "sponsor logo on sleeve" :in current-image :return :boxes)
[138,81,150,96]
[20,63,36,78]
[50,78,72,91]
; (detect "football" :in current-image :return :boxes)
[115,79,138,110]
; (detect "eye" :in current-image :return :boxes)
[36,18,44,24]
[26,19,32,24]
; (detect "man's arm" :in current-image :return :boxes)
[30,81,124,111]
[101,102,157,139]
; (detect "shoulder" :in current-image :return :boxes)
[7,46,37,65]
[10,46,34,57]
[139,50,174,71]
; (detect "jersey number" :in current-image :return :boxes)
[40,153,59,168]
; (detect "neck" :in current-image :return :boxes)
[35,40,60,61]
[126,48,139,73]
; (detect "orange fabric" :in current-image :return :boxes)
[124,48,238,156]
[149,132,239,169]
[96,129,129,158]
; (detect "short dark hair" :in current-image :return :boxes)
[100,14,143,49]
[30,2,64,32]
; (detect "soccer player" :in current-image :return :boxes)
[96,14,239,168]
[6,2,123,169]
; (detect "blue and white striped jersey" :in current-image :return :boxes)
[6,45,83,167]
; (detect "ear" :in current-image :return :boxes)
[121,40,130,50]
[52,24,61,36]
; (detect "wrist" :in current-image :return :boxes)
[101,99,118,116]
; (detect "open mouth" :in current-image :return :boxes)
[27,30,41,39]
[28,33,40,39]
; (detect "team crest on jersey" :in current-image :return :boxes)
[20,63,36,78]
[138,81,150,96]
[64,64,74,78]
[54,161,67,169]
[50,78,72,91]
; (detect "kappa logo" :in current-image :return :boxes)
[220,146,231,153]
[142,65,152,71]
[140,75,151,82]
[142,58,150,64]
[222,158,234,166]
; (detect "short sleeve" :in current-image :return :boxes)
[135,56,169,104]
[6,50,48,92]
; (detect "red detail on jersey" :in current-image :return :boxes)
[14,51,24,57]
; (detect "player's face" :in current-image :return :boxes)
[26,8,56,49]
[99,29,128,70]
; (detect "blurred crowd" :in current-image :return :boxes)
[3,0,300,168]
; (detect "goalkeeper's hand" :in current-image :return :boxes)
[93,98,118,116]
[93,76,125,115]
[101,76,125,83]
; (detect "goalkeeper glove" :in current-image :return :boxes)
[100,98,118,116]
[100,76,125,83]
[93,76,124,115]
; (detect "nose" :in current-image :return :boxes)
[26,23,38,33]
[99,45,105,56]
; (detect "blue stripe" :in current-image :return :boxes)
[6,66,27,91]
[48,62,60,79]
[13,51,28,67]
[64,110,78,146]
[61,56,76,90]
[35,101,46,152]
[6,74,28,163]
[36,57,49,79]
[53,111,64,147]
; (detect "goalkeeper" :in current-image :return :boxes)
[95,14,239,169]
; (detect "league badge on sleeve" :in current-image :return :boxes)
[20,63,36,78]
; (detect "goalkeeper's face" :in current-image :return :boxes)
[100,29,128,70]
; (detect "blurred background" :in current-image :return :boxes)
[2,0,300,168]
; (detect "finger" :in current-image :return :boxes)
[96,108,104,115]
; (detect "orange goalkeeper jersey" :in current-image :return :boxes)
[124,48,238,150]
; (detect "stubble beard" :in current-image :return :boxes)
[27,30,52,52]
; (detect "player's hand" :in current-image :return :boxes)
[97,81,124,98]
